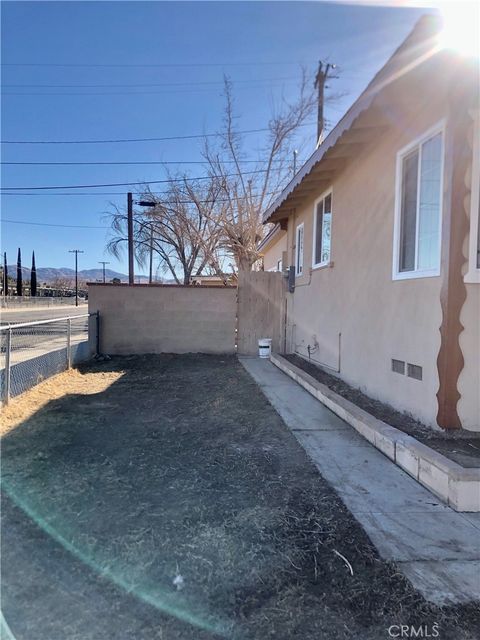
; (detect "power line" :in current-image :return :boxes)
[2,76,298,89]
[1,60,314,68]
[0,159,273,166]
[0,188,283,197]
[2,83,301,97]
[1,189,282,202]
[1,192,136,196]
[2,218,108,229]
[0,121,315,145]
[0,169,269,191]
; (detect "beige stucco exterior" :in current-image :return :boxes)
[459,282,480,430]
[262,46,479,431]
[260,227,287,272]
[458,112,480,430]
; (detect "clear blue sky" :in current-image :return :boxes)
[1,1,427,275]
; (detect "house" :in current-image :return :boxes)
[258,223,287,272]
[189,274,235,286]
[261,15,479,432]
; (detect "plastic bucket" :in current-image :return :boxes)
[258,338,272,359]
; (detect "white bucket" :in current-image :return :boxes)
[258,338,272,359]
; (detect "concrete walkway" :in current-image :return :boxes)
[240,357,480,606]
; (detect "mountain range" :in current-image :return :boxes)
[3,265,152,283]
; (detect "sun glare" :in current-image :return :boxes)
[439,2,480,58]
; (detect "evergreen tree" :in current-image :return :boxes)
[17,247,23,296]
[31,251,37,297]
[2,252,7,295]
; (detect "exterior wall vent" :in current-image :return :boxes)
[407,363,423,380]
[391,359,405,374]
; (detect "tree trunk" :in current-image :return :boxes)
[31,251,37,297]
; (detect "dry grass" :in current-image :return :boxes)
[1,367,123,436]
[2,355,479,640]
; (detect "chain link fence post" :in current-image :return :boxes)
[67,318,72,369]
[4,327,11,405]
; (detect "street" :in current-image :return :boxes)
[1,304,88,326]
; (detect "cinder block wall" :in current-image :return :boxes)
[88,284,237,355]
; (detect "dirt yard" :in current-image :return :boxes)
[1,355,479,640]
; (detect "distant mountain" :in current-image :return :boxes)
[4,265,178,285]
[5,265,132,283]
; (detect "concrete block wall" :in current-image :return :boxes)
[88,284,237,355]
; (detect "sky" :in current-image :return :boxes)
[1,0,428,276]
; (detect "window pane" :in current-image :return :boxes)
[418,133,442,270]
[322,210,332,263]
[399,150,419,272]
[324,193,332,214]
[315,200,324,264]
[296,226,303,274]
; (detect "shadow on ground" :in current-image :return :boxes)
[1,354,479,640]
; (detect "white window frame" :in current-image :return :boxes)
[312,187,333,269]
[392,121,445,281]
[295,223,304,277]
[465,109,480,284]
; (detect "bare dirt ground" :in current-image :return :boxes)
[284,354,480,468]
[1,355,479,640]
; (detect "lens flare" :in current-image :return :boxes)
[439,1,479,58]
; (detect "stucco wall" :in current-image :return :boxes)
[459,284,480,430]
[281,104,453,429]
[458,113,480,430]
[88,284,237,355]
[263,233,287,271]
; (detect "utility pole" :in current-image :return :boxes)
[149,224,154,284]
[127,194,156,285]
[98,261,110,283]
[293,149,298,176]
[127,192,134,285]
[69,249,84,307]
[314,61,337,148]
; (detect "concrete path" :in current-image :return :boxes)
[240,357,480,606]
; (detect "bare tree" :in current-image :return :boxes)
[106,179,225,285]
[50,276,75,292]
[106,68,338,278]
[203,73,318,271]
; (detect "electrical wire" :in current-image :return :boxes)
[0,169,272,190]
[0,159,280,166]
[0,188,283,197]
[2,83,302,97]
[1,60,315,68]
[1,218,108,229]
[2,76,299,89]
[0,121,315,145]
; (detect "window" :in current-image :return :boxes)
[465,110,480,283]
[295,223,304,276]
[276,259,283,272]
[313,190,332,268]
[393,124,444,279]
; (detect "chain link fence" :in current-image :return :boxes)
[1,297,88,309]
[1,313,97,403]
